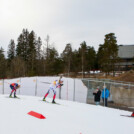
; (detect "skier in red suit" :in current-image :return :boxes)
[9,83,20,98]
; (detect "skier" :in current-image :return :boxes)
[9,83,20,98]
[43,79,63,103]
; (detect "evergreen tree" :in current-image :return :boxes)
[61,43,72,76]
[10,57,26,77]
[16,29,38,76]
[79,41,87,77]
[16,29,29,61]
[78,41,96,77]
[86,46,96,71]
[45,47,59,75]
[71,49,81,75]
[27,30,37,76]
[35,37,43,75]
[45,35,50,60]
[97,33,118,76]
[16,29,29,76]
[54,57,64,75]
[7,39,15,61]
[36,37,42,60]
[0,47,6,78]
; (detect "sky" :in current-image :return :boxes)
[0,0,134,55]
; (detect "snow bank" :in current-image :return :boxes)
[0,95,134,134]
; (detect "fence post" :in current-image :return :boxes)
[35,77,37,96]
[59,86,61,99]
[104,82,105,107]
[73,78,75,101]
[86,80,89,104]
[2,79,4,94]
[88,80,89,91]
[19,78,21,94]
[67,79,68,100]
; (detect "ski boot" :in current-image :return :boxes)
[14,95,18,98]
[9,93,12,98]
[14,92,18,98]
[9,95,12,98]
[43,97,46,101]
[52,99,56,104]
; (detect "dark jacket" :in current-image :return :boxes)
[93,89,101,102]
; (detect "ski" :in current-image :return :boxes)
[120,115,134,118]
[41,100,61,105]
[6,96,20,99]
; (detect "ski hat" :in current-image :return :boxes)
[17,84,20,88]
[53,80,57,85]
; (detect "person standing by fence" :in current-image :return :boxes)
[93,86,101,105]
[102,86,110,107]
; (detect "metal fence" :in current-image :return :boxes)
[0,77,134,108]
[0,77,87,103]
[82,78,134,108]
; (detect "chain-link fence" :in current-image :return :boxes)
[82,78,134,108]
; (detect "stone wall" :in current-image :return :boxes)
[110,86,134,107]
[83,79,134,107]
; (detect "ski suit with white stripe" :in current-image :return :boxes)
[44,80,61,100]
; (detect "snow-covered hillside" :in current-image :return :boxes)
[0,77,134,134]
[0,94,134,134]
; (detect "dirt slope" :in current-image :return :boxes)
[114,70,134,83]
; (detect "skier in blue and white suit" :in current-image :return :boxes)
[43,79,63,103]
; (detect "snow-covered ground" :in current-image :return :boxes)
[0,77,134,134]
[0,94,134,134]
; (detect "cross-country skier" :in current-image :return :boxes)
[9,83,20,98]
[43,79,63,103]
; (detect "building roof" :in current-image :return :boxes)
[118,45,134,58]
